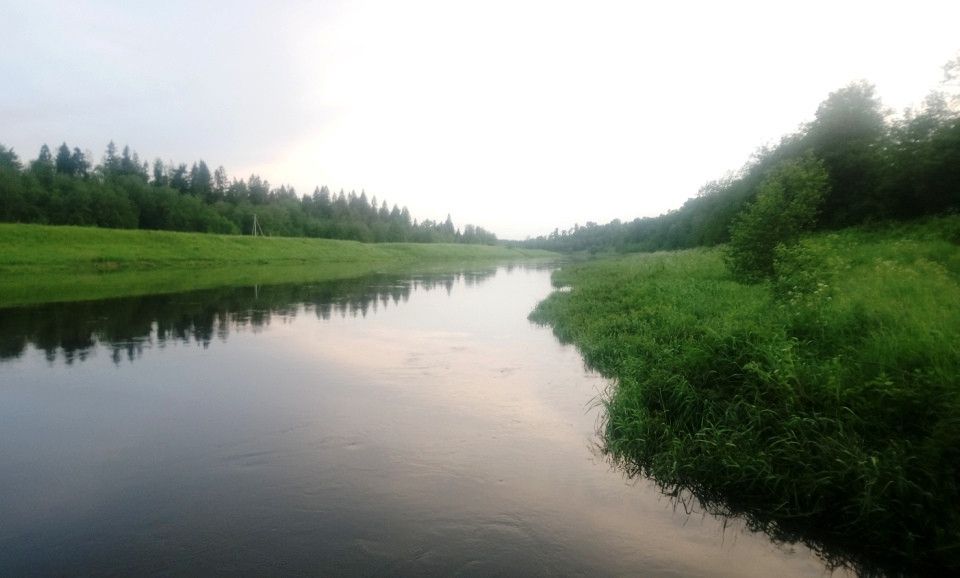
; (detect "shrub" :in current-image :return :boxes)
[725,155,829,281]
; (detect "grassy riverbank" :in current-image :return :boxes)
[0,224,555,306]
[531,216,960,575]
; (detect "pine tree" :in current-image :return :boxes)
[213,166,228,198]
[55,143,75,175]
[31,144,55,184]
[190,160,213,199]
[71,148,90,177]
[152,159,168,187]
[104,141,119,173]
[0,145,21,171]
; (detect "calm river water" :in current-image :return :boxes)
[0,265,839,576]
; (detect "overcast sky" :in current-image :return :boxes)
[2,1,958,239]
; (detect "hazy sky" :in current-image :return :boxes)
[3,1,958,239]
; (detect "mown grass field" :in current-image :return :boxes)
[531,216,960,575]
[0,224,556,306]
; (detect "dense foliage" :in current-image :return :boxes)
[531,217,960,575]
[724,154,829,281]
[525,67,960,253]
[0,142,497,244]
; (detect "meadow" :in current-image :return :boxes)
[531,216,960,575]
[0,224,554,306]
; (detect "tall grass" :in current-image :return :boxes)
[531,215,960,576]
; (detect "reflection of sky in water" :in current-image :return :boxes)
[0,267,843,576]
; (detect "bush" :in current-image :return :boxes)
[725,155,829,281]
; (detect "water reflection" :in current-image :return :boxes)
[0,264,835,577]
[0,269,499,365]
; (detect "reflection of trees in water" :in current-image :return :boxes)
[613,461,885,578]
[0,268,502,365]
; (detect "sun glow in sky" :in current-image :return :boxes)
[3,0,958,238]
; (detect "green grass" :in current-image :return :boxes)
[0,224,556,306]
[531,215,960,576]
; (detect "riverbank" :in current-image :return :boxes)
[531,216,960,575]
[0,224,556,306]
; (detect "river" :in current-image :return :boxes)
[0,264,840,576]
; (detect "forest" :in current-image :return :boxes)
[0,142,497,245]
[524,74,959,253]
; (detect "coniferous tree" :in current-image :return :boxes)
[152,159,168,187]
[213,166,228,199]
[190,160,213,200]
[169,163,190,193]
[71,148,90,178]
[103,141,119,173]
[120,145,135,175]
[0,145,22,171]
[55,143,75,176]
[31,144,55,185]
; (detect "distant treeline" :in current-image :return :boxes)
[0,142,497,244]
[526,69,960,253]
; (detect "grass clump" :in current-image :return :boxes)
[531,215,960,576]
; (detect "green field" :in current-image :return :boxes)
[531,216,960,575]
[0,224,556,306]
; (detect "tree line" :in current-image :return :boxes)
[0,141,497,244]
[524,58,960,253]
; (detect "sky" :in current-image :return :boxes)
[2,0,959,239]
